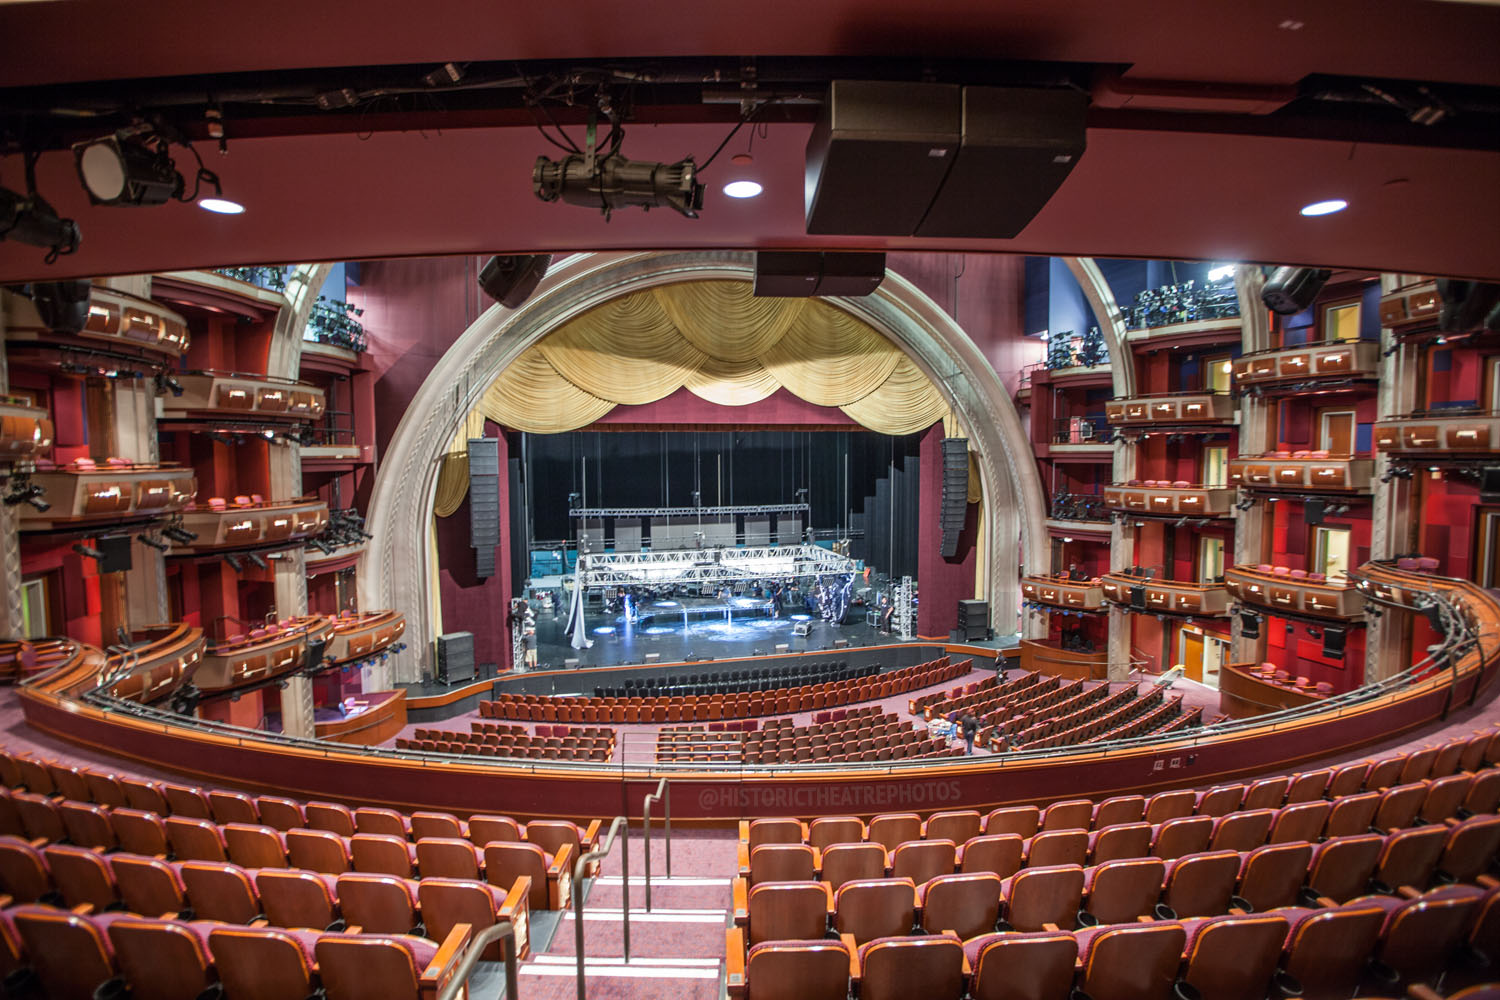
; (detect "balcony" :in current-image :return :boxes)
[194,615,335,697]
[3,285,189,359]
[169,498,330,554]
[1048,418,1116,455]
[1374,409,1500,458]
[0,397,54,459]
[1104,392,1234,427]
[1378,279,1442,336]
[1123,314,1242,347]
[1020,575,1104,611]
[160,371,326,424]
[19,460,197,531]
[1228,453,1376,493]
[1225,565,1365,620]
[325,610,408,666]
[152,270,287,320]
[1102,482,1235,517]
[1231,339,1379,390]
[99,624,206,707]
[1099,572,1231,616]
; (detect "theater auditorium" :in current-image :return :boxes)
[0,4,1497,998]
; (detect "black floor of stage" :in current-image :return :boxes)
[531,598,908,669]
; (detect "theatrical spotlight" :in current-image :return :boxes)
[0,185,81,261]
[1261,266,1332,316]
[137,533,170,552]
[246,553,268,570]
[223,554,244,572]
[153,372,184,397]
[74,132,184,206]
[2,477,49,512]
[72,543,105,561]
[533,152,704,220]
[162,524,198,544]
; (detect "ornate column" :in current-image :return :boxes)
[0,293,22,638]
[1231,267,1271,668]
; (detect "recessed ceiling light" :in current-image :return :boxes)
[723,180,763,199]
[1299,198,1347,217]
[199,196,245,215]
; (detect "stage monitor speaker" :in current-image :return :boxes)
[435,631,475,685]
[1322,626,1346,658]
[1261,266,1332,315]
[1240,612,1260,639]
[939,438,970,557]
[97,534,133,574]
[468,437,500,578]
[752,250,886,297]
[957,599,989,640]
[1130,585,1146,610]
[1305,499,1325,525]
[478,254,552,308]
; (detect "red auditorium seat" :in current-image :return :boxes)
[107,917,217,1000]
[224,822,289,869]
[43,844,116,911]
[166,816,229,862]
[1418,773,1473,824]
[257,868,339,930]
[1089,823,1152,865]
[1025,830,1087,868]
[1371,782,1427,832]
[808,816,864,851]
[255,796,306,832]
[1375,825,1448,891]
[416,837,483,881]
[1236,841,1312,911]
[1373,888,1483,987]
[1075,921,1186,1000]
[1180,913,1290,1000]
[181,861,261,923]
[11,905,118,1000]
[82,772,127,809]
[315,932,444,1000]
[410,811,466,841]
[1268,800,1332,844]
[109,808,169,858]
[417,877,528,960]
[1284,768,1332,804]
[1000,864,1084,932]
[45,765,90,804]
[891,838,955,885]
[306,801,358,837]
[336,873,421,935]
[1281,902,1387,996]
[121,778,169,815]
[1364,756,1407,793]
[1243,776,1290,810]
[1162,851,1240,917]
[1150,815,1213,859]
[352,834,416,878]
[983,806,1039,838]
[1040,799,1092,832]
[468,814,522,846]
[1144,789,1195,825]
[286,828,352,874]
[965,930,1077,1000]
[1327,762,1369,799]
[957,833,1024,878]
[112,854,187,917]
[355,807,411,839]
[208,789,260,825]
[866,813,922,852]
[918,872,1001,939]
[737,880,830,945]
[1208,808,1274,852]
[526,819,598,871]
[856,934,964,1000]
[1083,857,1166,924]
[733,939,851,1000]
[0,837,51,903]
[1465,770,1500,815]
[1439,815,1500,883]
[747,843,817,886]
[485,842,553,910]
[1092,795,1145,829]
[1195,784,1245,817]
[209,926,319,998]
[163,782,214,819]
[12,758,55,796]
[833,877,917,945]
[821,842,887,891]
[55,801,114,851]
[12,792,64,843]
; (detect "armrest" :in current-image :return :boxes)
[499,875,532,960]
[811,846,822,874]
[841,932,859,981]
[1396,885,1422,900]
[738,820,750,845]
[823,882,835,918]
[1479,874,1499,890]
[733,877,749,926]
[419,922,472,1000]
[549,842,575,910]
[725,926,747,1000]
[581,819,602,852]
[737,841,751,879]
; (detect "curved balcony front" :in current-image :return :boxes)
[325,611,408,666]
[159,371,326,425]
[1020,576,1104,611]
[169,498,329,555]
[1374,410,1500,458]
[1231,340,1379,389]
[195,615,334,697]
[1100,573,1230,616]
[1228,453,1376,493]
[1104,392,1234,427]
[1378,279,1442,336]
[1103,482,1235,517]
[3,285,189,360]
[0,397,54,459]
[19,461,196,531]
[1225,565,1365,621]
[96,624,206,706]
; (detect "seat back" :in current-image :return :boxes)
[181,861,261,923]
[107,917,216,1000]
[112,854,185,918]
[12,905,117,1000]
[162,783,213,819]
[919,872,1000,939]
[165,815,227,862]
[833,877,917,945]
[1005,864,1084,932]
[0,836,51,903]
[858,935,963,1000]
[1079,922,1187,1000]
[485,842,550,910]
[305,801,357,837]
[1237,841,1312,911]
[208,926,316,999]
[1380,892,1481,981]
[821,842,887,891]
[1163,851,1240,917]
[1268,800,1331,844]
[43,844,116,910]
[1323,791,1380,838]
[1243,776,1290,811]
[1144,789,1195,825]
[867,813,922,852]
[286,828,350,874]
[1363,756,1406,792]
[255,796,305,832]
[1040,799,1092,832]
[315,935,427,1000]
[1372,782,1427,831]
[1420,773,1472,825]
[416,837,481,880]
[13,792,64,842]
[410,811,464,841]
[1283,904,1385,993]
[744,941,850,1000]
[351,833,413,877]
[1209,809,1273,852]
[807,816,863,851]
[1307,834,1383,902]
[1085,858,1165,924]
[417,878,508,960]
[355,807,409,839]
[526,819,583,859]
[747,880,829,945]
[335,873,420,935]
[208,790,260,825]
[57,802,115,850]
[257,869,338,930]
[1182,914,1289,1000]
[121,778,168,814]
[1376,825,1447,891]
[1466,769,1500,815]
[1151,815,1213,859]
[890,838,955,885]
[969,931,1077,1000]
[1090,823,1152,865]
[923,810,981,845]
[1440,815,1500,883]
[1093,796,1146,830]
[224,823,287,869]
[746,818,802,850]
[1026,830,1087,868]
[1195,785,1245,818]
[983,806,1040,839]
[468,814,522,846]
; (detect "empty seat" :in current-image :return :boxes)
[418,877,526,960]
[336,874,421,935]
[13,792,64,843]
[1040,799,1092,832]
[1075,921,1187,1000]
[1375,888,1483,987]
[856,934,963,1000]
[743,881,830,945]
[1375,824,1448,892]
[315,932,443,1000]
[1088,823,1152,866]
[1439,814,1500,884]
[305,802,357,837]
[111,809,172,859]
[181,861,261,923]
[983,806,1040,838]
[163,783,214,820]
[1267,800,1331,844]
[1162,851,1241,918]
[258,869,340,931]
[1026,829,1088,868]
[285,828,351,874]
[354,807,411,839]
[1151,815,1213,859]
[224,823,288,869]
[833,877,917,945]
[1194,784,1245,818]
[1419,773,1473,825]
[11,905,118,1000]
[107,917,217,1000]
[1092,796,1146,830]
[255,796,305,832]
[1144,790,1195,825]
[467,814,522,846]
[736,940,851,1000]
[923,810,981,844]
[409,811,465,841]
[415,837,482,881]
[1306,833,1383,903]
[209,926,318,999]
[1281,902,1386,997]
[747,842,817,886]
[57,802,115,851]
[1371,782,1427,832]
[1084,858,1166,924]
[43,844,117,911]
[867,813,922,852]
[208,790,260,825]
[1001,864,1084,932]
[1236,841,1312,912]
[165,816,228,862]
[821,842,887,891]
[1208,809,1274,853]
[352,834,415,878]
[1180,913,1290,1000]
[958,833,1024,879]
[890,838,955,885]
[808,816,864,851]
[965,930,1078,1000]
[744,818,804,849]
[112,854,187,918]
[919,872,1001,940]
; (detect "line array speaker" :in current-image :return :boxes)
[97,534,133,574]
[753,250,887,297]
[957,600,989,641]
[1322,626,1347,659]
[468,437,500,579]
[939,438,970,558]
[1240,612,1261,639]
[436,631,475,685]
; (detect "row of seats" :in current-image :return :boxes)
[988,679,1110,741]
[1247,661,1337,697]
[594,658,871,698]
[1011,689,1180,751]
[481,655,968,723]
[737,815,1500,914]
[728,883,1498,1000]
[1249,562,1338,585]
[0,639,72,685]
[394,725,615,761]
[912,671,1020,720]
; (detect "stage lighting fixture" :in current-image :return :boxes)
[533,152,704,220]
[224,554,244,572]
[137,534,170,552]
[162,525,198,544]
[477,254,552,308]
[1299,198,1348,217]
[247,553,268,570]
[3,477,48,511]
[196,171,244,215]
[1261,266,1332,315]
[72,543,105,561]
[0,186,81,260]
[153,372,185,397]
[74,134,184,206]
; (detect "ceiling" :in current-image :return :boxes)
[1,0,1498,283]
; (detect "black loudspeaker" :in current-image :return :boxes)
[1130,585,1146,610]
[1437,279,1500,334]
[1481,467,1500,498]
[939,438,969,558]
[436,631,476,685]
[302,636,328,672]
[1322,626,1346,659]
[957,600,988,641]
[1261,266,1332,315]
[804,81,1086,239]
[468,437,500,579]
[1305,499,1325,525]
[96,534,133,574]
[1240,612,1261,639]
[478,254,551,308]
[752,251,886,297]
[29,279,92,335]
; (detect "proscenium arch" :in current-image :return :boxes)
[360,251,1047,683]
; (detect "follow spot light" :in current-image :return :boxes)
[74,134,184,207]
[533,153,704,220]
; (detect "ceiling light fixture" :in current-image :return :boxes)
[1299,198,1348,217]
[723,180,763,199]
[197,173,245,215]
[74,133,183,206]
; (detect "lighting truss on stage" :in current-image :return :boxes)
[894,575,915,641]
[575,543,859,588]
[567,503,811,519]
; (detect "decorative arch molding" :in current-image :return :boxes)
[359,251,1046,682]
[1063,257,1135,398]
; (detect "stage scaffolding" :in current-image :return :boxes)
[574,543,859,589]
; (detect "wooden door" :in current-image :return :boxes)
[1179,628,1205,683]
[1319,409,1356,455]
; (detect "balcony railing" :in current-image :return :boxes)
[1020,575,1105,611]
[195,615,335,696]
[160,371,326,423]
[99,624,206,707]
[1049,493,1111,521]
[3,286,189,359]
[0,397,54,459]
[1104,392,1234,426]
[1225,565,1365,620]
[1228,453,1376,492]
[1050,418,1116,446]
[325,610,408,666]
[1100,572,1230,616]
[1231,339,1379,388]
[1102,482,1235,517]
[20,461,196,530]
[1374,408,1500,457]
[1378,279,1441,335]
[170,498,330,553]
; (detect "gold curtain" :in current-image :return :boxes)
[653,281,804,362]
[684,355,781,406]
[433,411,488,517]
[538,292,706,405]
[478,350,616,433]
[838,356,951,435]
[759,298,903,406]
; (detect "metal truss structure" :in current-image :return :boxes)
[894,576,915,640]
[567,503,810,519]
[576,543,858,588]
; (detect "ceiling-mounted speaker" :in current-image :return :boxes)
[477,254,551,309]
[804,81,1086,239]
[753,251,886,297]
[1261,266,1332,315]
[28,279,92,335]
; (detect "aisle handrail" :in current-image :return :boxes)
[642,777,671,911]
[573,815,629,1000]
[436,921,519,1000]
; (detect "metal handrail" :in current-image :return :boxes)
[642,777,671,911]
[574,816,629,1000]
[436,920,518,1000]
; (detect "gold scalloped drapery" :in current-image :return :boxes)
[537,292,707,405]
[758,298,904,406]
[838,356,951,436]
[479,351,616,433]
[652,280,805,362]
